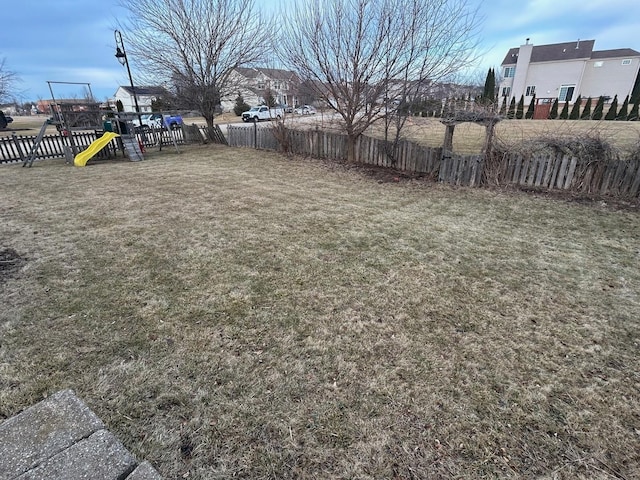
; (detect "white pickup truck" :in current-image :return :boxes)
[241,106,284,122]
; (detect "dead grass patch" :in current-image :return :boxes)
[365,117,640,155]
[1,146,639,479]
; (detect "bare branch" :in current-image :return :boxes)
[118,0,274,127]
[0,57,19,104]
[278,0,482,162]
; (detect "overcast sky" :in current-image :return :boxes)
[2,0,639,102]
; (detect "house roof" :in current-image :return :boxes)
[235,67,297,82]
[502,40,596,65]
[235,67,260,79]
[591,48,640,59]
[118,86,167,96]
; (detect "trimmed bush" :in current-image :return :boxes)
[604,95,618,120]
[559,101,569,119]
[580,97,592,120]
[616,95,629,121]
[507,97,516,119]
[233,94,251,116]
[569,95,581,119]
[525,95,535,119]
[629,101,639,121]
[592,96,605,120]
[548,99,559,119]
[515,95,525,119]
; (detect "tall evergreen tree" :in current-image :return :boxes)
[604,95,618,120]
[482,68,495,106]
[580,97,592,119]
[499,97,507,115]
[515,95,525,119]
[233,93,250,116]
[548,98,559,119]
[559,101,569,119]
[631,70,640,105]
[592,96,605,120]
[616,95,629,120]
[263,88,276,107]
[629,101,639,121]
[569,95,581,119]
[507,96,516,118]
[525,95,536,119]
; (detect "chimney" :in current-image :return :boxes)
[576,39,580,49]
[526,38,530,45]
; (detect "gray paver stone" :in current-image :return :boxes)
[16,429,137,480]
[0,389,104,479]
[125,461,163,480]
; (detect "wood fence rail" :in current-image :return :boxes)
[0,128,188,165]
[226,125,640,198]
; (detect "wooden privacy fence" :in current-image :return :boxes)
[487,152,640,197]
[227,125,640,198]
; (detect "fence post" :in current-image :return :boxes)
[11,133,25,163]
[253,122,257,149]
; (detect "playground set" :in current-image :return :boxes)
[22,81,179,168]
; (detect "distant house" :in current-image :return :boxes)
[36,98,98,115]
[221,67,300,112]
[498,39,640,105]
[111,86,168,113]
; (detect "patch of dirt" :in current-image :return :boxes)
[0,247,26,284]
[509,185,640,212]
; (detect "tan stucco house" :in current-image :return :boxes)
[221,67,300,112]
[499,39,640,105]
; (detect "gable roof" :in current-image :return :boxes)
[235,67,297,82]
[502,40,596,65]
[118,86,167,96]
[591,48,640,59]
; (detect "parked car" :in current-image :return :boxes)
[0,111,13,129]
[276,104,293,113]
[294,105,316,115]
[132,113,183,131]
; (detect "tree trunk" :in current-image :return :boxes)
[346,134,358,163]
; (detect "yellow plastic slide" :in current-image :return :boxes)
[74,132,120,167]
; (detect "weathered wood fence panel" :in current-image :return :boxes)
[199,125,640,198]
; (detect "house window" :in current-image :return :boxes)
[257,82,265,89]
[622,59,631,65]
[504,66,516,78]
[525,85,536,96]
[558,85,575,102]
[594,61,603,67]
[501,86,511,97]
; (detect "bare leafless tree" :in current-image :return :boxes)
[278,0,481,162]
[0,57,18,104]
[118,0,273,128]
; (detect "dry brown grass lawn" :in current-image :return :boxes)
[1,146,640,479]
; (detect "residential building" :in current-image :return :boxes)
[221,67,300,112]
[111,86,168,113]
[499,39,640,105]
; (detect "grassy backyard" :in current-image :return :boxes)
[1,146,639,479]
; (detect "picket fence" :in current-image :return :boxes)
[227,125,640,198]
[0,127,189,165]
